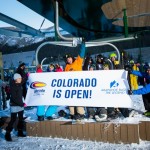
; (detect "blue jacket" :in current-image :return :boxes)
[131,70,150,95]
[133,84,150,95]
[131,70,150,80]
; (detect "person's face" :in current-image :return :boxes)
[50,66,54,71]
[16,78,22,83]
[89,60,92,64]
[111,57,116,62]
[104,67,109,70]
[97,58,102,63]
[147,69,150,75]
[21,65,25,70]
[89,67,94,71]
[67,57,73,64]
[55,64,59,68]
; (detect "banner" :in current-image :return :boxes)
[25,70,133,108]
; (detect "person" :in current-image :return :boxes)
[129,60,139,90]
[5,73,26,141]
[143,62,149,72]
[128,66,150,116]
[83,57,96,119]
[0,75,6,110]
[5,82,10,101]
[96,54,105,70]
[36,64,58,121]
[103,63,109,70]
[83,63,96,119]
[47,64,55,72]
[65,43,86,121]
[55,64,63,72]
[108,53,129,118]
[135,61,144,86]
[84,55,108,121]
[90,64,108,121]
[82,55,94,71]
[16,62,28,99]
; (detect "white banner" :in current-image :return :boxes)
[25,70,133,108]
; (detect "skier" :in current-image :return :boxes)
[128,66,150,117]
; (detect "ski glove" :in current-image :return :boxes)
[128,90,133,95]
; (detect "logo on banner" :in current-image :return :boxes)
[30,81,46,95]
[110,80,119,88]
[101,80,126,94]
[30,82,46,89]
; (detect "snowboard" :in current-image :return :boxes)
[72,119,85,124]
[95,119,110,123]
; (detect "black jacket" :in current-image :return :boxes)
[10,80,24,107]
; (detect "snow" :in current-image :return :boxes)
[1,95,150,150]
[0,34,46,48]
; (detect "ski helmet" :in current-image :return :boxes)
[110,53,117,58]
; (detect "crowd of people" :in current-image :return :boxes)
[1,43,150,142]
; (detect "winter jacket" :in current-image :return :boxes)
[131,70,150,95]
[130,65,139,90]
[65,44,86,71]
[10,80,24,107]
[131,70,150,81]
[133,84,150,95]
[36,68,43,73]
[112,60,121,69]
[55,67,63,72]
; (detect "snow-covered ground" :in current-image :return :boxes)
[0,95,150,150]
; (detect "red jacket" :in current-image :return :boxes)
[36,68,43,73]
[56,67,63,72]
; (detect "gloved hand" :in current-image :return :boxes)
[128,90,133,95]
[24,103,27,107]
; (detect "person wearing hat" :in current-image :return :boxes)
[109,52,129,119]
[96,54,105,70]
[109,53,120,69]
[16,62,28,99]
[65,43,86,122]
[5,73,26,141]
[128,66,150,117]
[47,64,55,72]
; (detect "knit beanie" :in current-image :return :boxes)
[13,73,22,80]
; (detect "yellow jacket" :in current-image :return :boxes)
[130,64,139,90]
